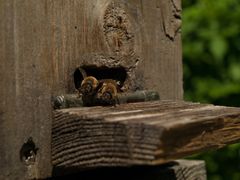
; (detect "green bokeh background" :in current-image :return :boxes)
[182,0,240,179]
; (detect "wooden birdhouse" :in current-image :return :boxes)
[1,0,240,179]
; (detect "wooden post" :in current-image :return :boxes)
[0,1,53,179]
[0,0,182,179]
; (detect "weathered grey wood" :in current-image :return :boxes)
[4,0,182,99]
[52,160,206,179]
[43,0,183,99]
[164,160,206,180]
[52,101,240,171]
[0,0,182,179]
[0,1,53,179]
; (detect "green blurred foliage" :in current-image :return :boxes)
[182,0,240,179]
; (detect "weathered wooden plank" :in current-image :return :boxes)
[52,160,206,179]
[52,101,240,171]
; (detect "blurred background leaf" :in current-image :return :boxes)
[182,0,240,179]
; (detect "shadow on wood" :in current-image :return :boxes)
[51,160,206,180]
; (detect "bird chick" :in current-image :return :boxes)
[96,80,119,106]
[78,76,99,96]
[78,76,99,106]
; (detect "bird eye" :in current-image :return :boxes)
[103,92,112,99]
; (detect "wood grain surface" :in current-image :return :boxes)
[52,100,240,172]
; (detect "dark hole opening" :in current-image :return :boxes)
[20,137,38,165]
[74,66,127,90]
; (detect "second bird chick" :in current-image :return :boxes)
[96,80,120,106]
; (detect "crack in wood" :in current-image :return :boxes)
[103,1,135,56]
[161,0,182,40]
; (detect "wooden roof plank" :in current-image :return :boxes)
[52,101,240,171]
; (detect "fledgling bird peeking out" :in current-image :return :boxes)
[96,80,120,106]
[78,76,99,106]
[78,76,122,106]
[78,76,99,96]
